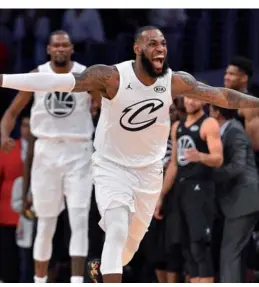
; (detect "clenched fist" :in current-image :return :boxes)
[1,136,15,153]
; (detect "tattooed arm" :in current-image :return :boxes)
[72,65,119,99]
[172,72,259,109]
[0,65,119,100]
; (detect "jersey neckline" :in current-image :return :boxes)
[129,60,159,90]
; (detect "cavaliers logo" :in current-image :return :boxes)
[120,99,164,132]
[45,92,76,118]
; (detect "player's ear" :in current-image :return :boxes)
[71,44,74,55]
[241,74,248,85]
[133,42,141,56]
[47,45,51,56]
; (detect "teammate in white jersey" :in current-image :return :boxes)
[1,26,259,283]
[0,30,95,283]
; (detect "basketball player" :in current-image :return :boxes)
[224,56,259,165]
[1,26,259,283]
[0,30,94,283]
[155,96,223,282]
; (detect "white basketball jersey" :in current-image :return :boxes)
[94,60,172,167]
[30,61,94,141]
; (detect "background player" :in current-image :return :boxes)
[1,30,95,283]
[2,26,259,283]
[155,96,223,282]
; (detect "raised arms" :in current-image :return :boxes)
[172,72,259,109]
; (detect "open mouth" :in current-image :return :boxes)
[152,55,164,70]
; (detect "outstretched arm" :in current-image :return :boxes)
[172,72,259,109]
[0,65,119,99]
[1,69,36,146]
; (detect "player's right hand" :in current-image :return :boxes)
[154,198,164,220]
[22,197,35,220]
[1,136,15,152]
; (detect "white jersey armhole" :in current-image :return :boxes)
[167,69,173,106]
[109,65,123,104]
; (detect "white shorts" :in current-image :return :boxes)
[92,152,163,236]
[31,138,93,217]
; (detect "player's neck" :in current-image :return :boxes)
[50,61,73,74]
[132,61,157,86]
[186,110,204,123]
[236,86,248,94]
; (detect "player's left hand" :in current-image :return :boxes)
[184,148,201,163]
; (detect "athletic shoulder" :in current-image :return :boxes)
[36,61,51,72]
[114,60,132,70]
[203,117,220,129]
[171,71,197,96]
[202,117,221,135]
[30,68,38,73]
[72,61,87,73]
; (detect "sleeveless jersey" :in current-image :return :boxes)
[94,60,172,168]
[30,61,94,141]
[176,114,212,180]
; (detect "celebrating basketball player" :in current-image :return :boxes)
[1,26,259,283]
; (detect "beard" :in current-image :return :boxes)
[187,107,202,115]
[141,51,169,78]
[53,59,68,67]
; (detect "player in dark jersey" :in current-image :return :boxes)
[155,96,223,283]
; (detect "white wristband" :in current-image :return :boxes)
[2,72,76,93]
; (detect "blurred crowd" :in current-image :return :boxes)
[1,8,259,283]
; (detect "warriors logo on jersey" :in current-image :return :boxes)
[177,135,196,166]
[45,91,76,118]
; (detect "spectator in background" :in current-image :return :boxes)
[61,9,105,64]
[210,105,259,282]
[62,9,105,63]
[224,56,259,172]
[0,9,13,48]
[13,9,51,71]
[11,117,34,283]
[0,9,13,73]
[0,116,30,282]
[148,9,187,33]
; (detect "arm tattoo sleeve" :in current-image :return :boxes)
[191,84,259,109]
[73,64,116,93]
[175,72,259,109]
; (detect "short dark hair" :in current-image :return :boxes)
[134,25,162,42]
[229,56,253,79]
[211,105,237,120]
[49,30,70,44]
